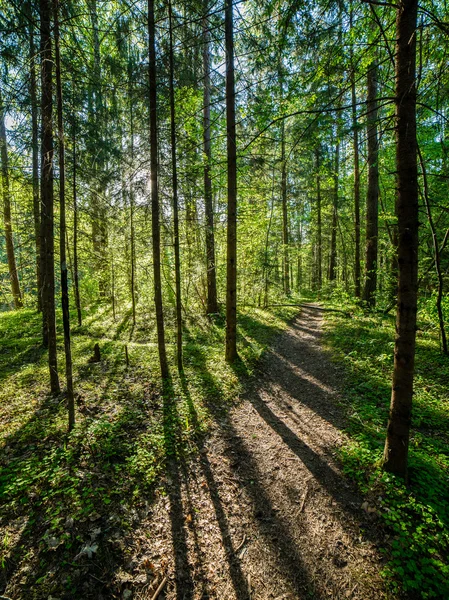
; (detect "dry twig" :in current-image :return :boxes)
[150,576,167,600]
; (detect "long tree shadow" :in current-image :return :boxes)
[184,315,389,595]
[162,378,195,600]
[182,343,327,598]
[179,373,250,600]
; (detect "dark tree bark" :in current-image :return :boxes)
[29,17,42,312]
[0,87,23,309]
[54,0,74,429]
[72,124,82,326]
[225,0,238,363]
[329,139,339,282]
[128,55,137,327]
[363,59,379,307]
[88,0,108,297]
[39,0,60,393]
[351,69,361,298]
[383,0,419,479]
[281,121,290,296]
[169,0,183,372]
[148,0,169,378]
[203,0,218,315]
[315,147,322,291]
[349,7,361,298]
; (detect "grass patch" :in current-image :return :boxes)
[0,302,297,598]
[323,308,449,599]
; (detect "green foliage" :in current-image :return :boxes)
[324,310,449,599]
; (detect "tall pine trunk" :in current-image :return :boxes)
[54,0,74,429]
[363,59,379,306]
[0,87,23,309]
[128,56,137,327]
[315,147,322,291]
[88,0,107,297]
[40,0,60,393]
[169,0,183,372]
[383,0,418,478]
[329,139,339,282]
[203,0,218,314]
[72,124,82,326]
[225,0,237,363]
[148,0,169,378]
[350,7,361,298]
[281,121,290,296]
[351,72,361,298]
[30,20,42,311]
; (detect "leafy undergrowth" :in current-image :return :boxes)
[324,308,449,599]
[0,302,297,599]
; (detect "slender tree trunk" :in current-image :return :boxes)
[40,0,60,393]
[0,87,23,309]
[203,0,218,314]
[383,0,419,478]
[363,59,379,307]
[225,0,238,363]
[30,21,42,311]
[315,147,322,291]
[419,147,447,353]
[169,0,183,372]
[72,124,82,326]
[329,140,339,282]
[351,69,361,298]
[263,167,276,308]
[281,122,290,295]
[54,0,74,429]
[128,58,137,327]
[148,0,169,378]
[296,204,302,292]
[111,251,116,321]
[88,0,107,298]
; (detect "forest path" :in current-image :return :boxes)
[135,306,386,600]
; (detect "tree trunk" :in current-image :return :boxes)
[383,0,418,479]
[315,147,322,291]
[39,0,60,393]
[329,140,339,282]
[128,57,137,327]
[169,0,183,372]
[72,124,82,326]
[88,0,107,298]
[54,0,74,429]
[0,87,23,309]
[203,0,218,315]
[148,0,169,378]
[363,59,379,307]
[351,68,361,298]
[29,18,42,312]
[281,122,290,296]
[225,0,238,363]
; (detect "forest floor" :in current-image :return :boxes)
[0,303,392,600]
[127,305,386,600]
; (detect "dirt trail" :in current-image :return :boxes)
[132,306,386,600]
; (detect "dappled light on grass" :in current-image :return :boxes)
[0,302,296,598]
